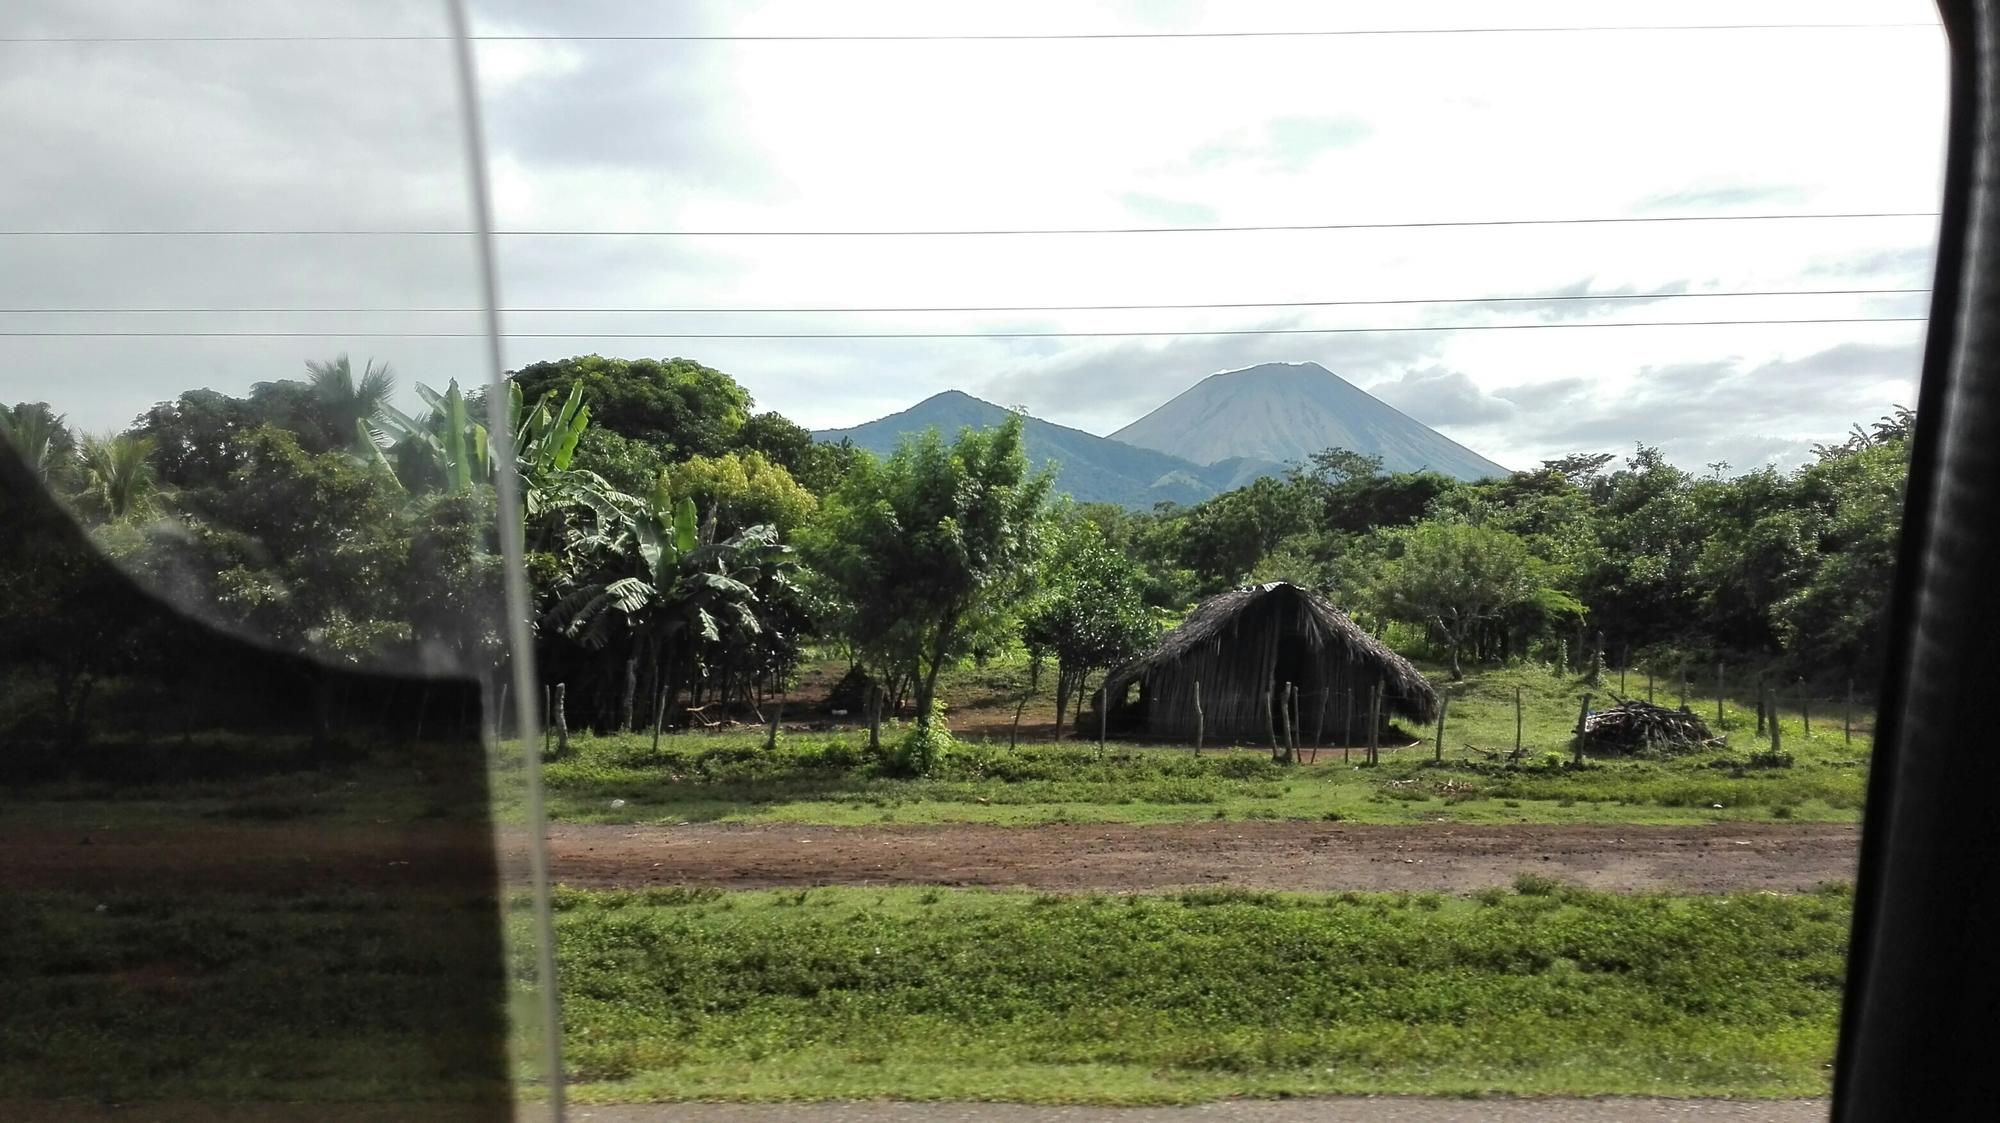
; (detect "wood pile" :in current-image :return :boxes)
[1581,699,1718,752]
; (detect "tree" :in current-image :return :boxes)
[666,449,817,536]
[74,434,160,523]
[1373,521,1542,679]
[804,416,1051,729]
[509,355,752,457]
[735,411,854,495]
[1,403,76,486]
[1021,521,1158,738]
[305,355,397,453]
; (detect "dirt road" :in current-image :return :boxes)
[572,1100,1827,1123]
[547,820,1859,894]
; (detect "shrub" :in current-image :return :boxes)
[894,703,955,777]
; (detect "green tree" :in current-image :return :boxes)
[1,403,76,486]
[735,411,854,496]
[804,416,1051,729]
[1373,520,1542,679]
[509,355,752,457]
[1021,520,1158,738]
[74,434,160,523]
[666,449,817,536]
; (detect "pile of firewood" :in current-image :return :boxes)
[1580,699,1717,752]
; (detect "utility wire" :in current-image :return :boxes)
[0,23,1939,44]
[0,316,1927,340]
[0,287,1932,316]
[0,212,1940,238]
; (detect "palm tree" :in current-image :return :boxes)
[306,354,396,450]
[76,434,159,522]
[0,403,72,482]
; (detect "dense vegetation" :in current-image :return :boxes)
[2,351,1910,761]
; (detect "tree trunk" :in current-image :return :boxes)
[1074,670,1092,739]
[1448,629,1465,681]
[867,684,883,751]
[620,646,640,733]
[1052,670,1074,743]
[553,682,569,755]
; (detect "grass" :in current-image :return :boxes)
[553,882,1853,1103]
[540,664,1870,826]
[0,890,519,1106]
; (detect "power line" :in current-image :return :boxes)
[0,287,1932,316]
[0,23,1938,44]
[0,212,1940,238]
[0,316,1927,340]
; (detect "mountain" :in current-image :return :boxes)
[1111,361,1510,481]
[815,391,1265,509]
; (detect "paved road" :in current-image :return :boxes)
[574,1100,1828,1123]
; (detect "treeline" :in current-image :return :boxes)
[1,352,1910,757]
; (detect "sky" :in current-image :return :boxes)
[0,0,1950,475]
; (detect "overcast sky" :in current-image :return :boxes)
[1,0,1948,474]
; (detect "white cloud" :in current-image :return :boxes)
[0,0,1949,476]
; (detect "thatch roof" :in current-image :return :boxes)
[1106,581,1438,724]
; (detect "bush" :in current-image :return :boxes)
[894,703,955,777]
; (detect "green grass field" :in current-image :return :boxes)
[541,665,1870,827]
[554,882,1852,1104]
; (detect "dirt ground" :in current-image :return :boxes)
[546,820,1860,894]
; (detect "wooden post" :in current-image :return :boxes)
[1279,681,1295,763]
[1678,665,1689,713]
[1845,679,1855,745]
[542,685,551,756]
[1193,678,1204,755]
[1769,685,1782,755]
[1574,693,1592,766]
[496,681,508,743]
[1265,683,1280,757]
[1800,679,1811,740]
[653,679,669,752]
[1646,667,1654,705]
[553,683,568,756]
[1435,692,1449,762]
[766,688,784,751]
[1367,681,1382,766]
[1716,662,1725,727]
[1756,677,1767,736]
[1343,685,1354,763]
[1514,686,1523,756]
[1098,686,1108,753]
[1312,686,1328,763]
[1619,649,1627,695]
[868,685,882,753]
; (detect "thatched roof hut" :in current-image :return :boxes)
[1103,582,1437,744]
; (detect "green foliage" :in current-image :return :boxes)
[509,354,752,457]
[666,449,818,535]
[804,415,1052,728]
[552,885,1851,1100]
[895,701,956,776]
[1372,520,1543,678]
[1021,516,1160,737]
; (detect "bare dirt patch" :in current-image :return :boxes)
[547,820,1859,894]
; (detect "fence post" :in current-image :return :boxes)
[1716,662,1725,727]
[1313,687,1328,762]
[1574,693,1592,766]
[1344,686,1354,763]
[1619,648,1628,695]
[1799,678,1811,740]
[1193,679,1204,756]
[1098,686,1108,753]
[1435,691,1449,762]
[1367,681,1382,766]
[1515,685,1524,756]
[553,683,568,756]
[1770,685,1783,755]
[1756,677,1767,736]
[1289,683,1301,763]
[1279,681,1295,763]
[766,688,784,751]
[1679,665,1689,713]
[1647,667,1654,705]
[1845,679,1855,745]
